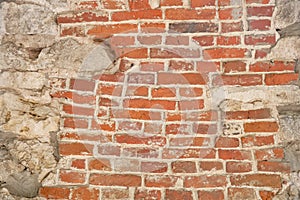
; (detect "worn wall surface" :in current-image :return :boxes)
[0,0,300,199]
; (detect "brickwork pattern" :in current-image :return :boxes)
[45,0,298,199]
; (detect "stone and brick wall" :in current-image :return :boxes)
[0,0,300,199]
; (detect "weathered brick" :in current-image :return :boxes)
[184,175,227,188]
[228,188,256,200]
[171,161,197,173]
[198,190,225,200]
[166,190,193,200]
[248,19,271,31]
[71,187,99,200]
[169,22,218,33]
[230,174,282,188]
[226,162,252,173]
[90,174,141,186]
[166,8,216,20]
[60,170,86,184]
[40,187,70,199]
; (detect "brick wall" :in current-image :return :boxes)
[45,0,298,199]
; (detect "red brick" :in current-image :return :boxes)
[128,73,155,84]
[255,148,284,160]
[150,48,200,58]
[166,190,193,200]
[87,24,138,39]
[96,72,125,82]
[170,22,218,33]
[128,0,151,10]
[98,144,121,156]
[226,162,252,173]
[221,21,243,32]
[117,47,148,58]
[191,0,215,7]
[184,175,227,188]
[90,174,141,186]
[193,36,214,46]
[123,147,159,158]
[259,191,275,200]
[242,135,274,147]
[230,174,282,188]
[141,22,166,33]
[125,86,148,96]
[116,134,166,146]
[215,137,239,148]
[145,175,179,187]
[129,110,161,120]
[141,162,168,173]
[169,137,210,147]
[110,36,135,46]
[135,189,162,200]
[204,48,249,59]
[245,34,276,45]
[117,121,142,131]
[219,149,252,160]
[196,61,221,75]
[144,122,163,134]
[250,61,295,72]
[171,161,197,173]
[165,8,216,20]
[213,74,262,86]
[258,161,290,173]
[97,84,122,96]
[63,118,89,129]
[57,12,108,23]
[225,109,271,120]
[161,0,183,6]
[255,48,269,59]
[59,143,93,156]
[88,159,111,171]
[166,36,189,46]
[102,188,129,199]
[169,60,194,71]
[61,26,85,37]
[228,188,256,200]
[158,72,205,85]
[40,187,70,199]
[71,159,86,169]
[60,132,111,143]
[70,79,95,91]
[71,187,99,200]
[60,171,86,184]
[138,35,162,45]
[247,6,274,17]
[178,100,205,110]
[140,62,164,72]
[244,121,279,132]
[124,99,176,110]
[102,0,126,9]
[193,124,217,134]
[179,87,203,97]
[248,19,271,31]
[152,87,176,98]
[63,105,94,116]
[217,36,240,45]
[198,190,224,200]
[199,161,223,171]
[91,120,116,131]
[112,10,162,21]
[266,73,299,85]
[219,8,243,20]
[223,61,246,73]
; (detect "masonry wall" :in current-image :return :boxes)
[0,0,300,200]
